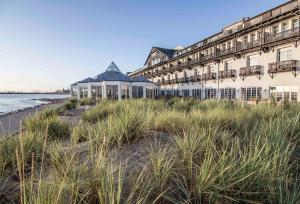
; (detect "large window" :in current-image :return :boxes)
[204,89,216,99]
[192,89,202,99]
[132,86,143,98]
[107,85,118,100]
[279,48,292,62]
[182,90,189,97]
[121,85,129,99]
[241,87,262,101]
[220,88,236,100]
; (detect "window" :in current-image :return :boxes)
[220,88,236,100]
[182,90,190,97]
[174,90,180,96]
[273,25,280,35]
[244,35,249,44]
[204,89,217,99]
[292,19,299,29]
[241,87,262,101]
[106,85,118,100]
[132,86,143,98]
[282,22,289,32]
[121,85,130,99]
[250,33,256,42]
[227,41,232,49]
[249,55,258,66]
[192,89,202,99]
[279,48,292,62]
[224,61,233,71]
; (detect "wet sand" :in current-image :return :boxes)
[0,99,66,136]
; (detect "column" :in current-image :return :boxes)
[87,83,92,98]
[76,86,80,100]
[129,85,133,98]
[118,83,122,100]
[102,82,107,99]
[143,84,146,98]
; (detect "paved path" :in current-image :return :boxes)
[0,101,65,136]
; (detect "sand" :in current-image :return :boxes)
[0,99,66,136]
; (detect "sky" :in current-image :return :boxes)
[0,0,287,92]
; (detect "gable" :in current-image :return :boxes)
[144,47,174,66]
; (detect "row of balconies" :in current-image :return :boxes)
[143,27,299,78]
[155,60,297,85]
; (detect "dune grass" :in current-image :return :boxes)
[0,98,300,203]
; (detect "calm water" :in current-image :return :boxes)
[0,94,68,116]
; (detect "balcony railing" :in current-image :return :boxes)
[265,27,300,43]
[189,75,202,83]
[178,77,189,83]
[219,69,237,79]
[240,65,263,76]
[203,72,217,81]
[268,60,297,74]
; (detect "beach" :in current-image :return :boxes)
[0,99,66,135]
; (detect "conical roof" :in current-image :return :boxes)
[93,62,133,82]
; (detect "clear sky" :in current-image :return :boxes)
[0,0,286,92]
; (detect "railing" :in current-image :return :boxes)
[219,70,237,79]
[203,72,217,81]
[268,60,297,73]
[239,65,264,76]
[177,77,189,83]
[264,27,300,43]
[189,75,202,82]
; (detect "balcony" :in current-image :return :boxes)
[239,65,264,80]
[189,75,202,83]
[178,77,189,83]
[202,72,217,81]
[237,40,261,51]
[264,27,300,44]
[219,69,237,80]
[268,60,297,78]
[218,47,235,56]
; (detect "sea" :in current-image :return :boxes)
[0,94,68,116]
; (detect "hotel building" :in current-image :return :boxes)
[129,0,300,102]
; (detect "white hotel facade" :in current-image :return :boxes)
[129,0,300,102]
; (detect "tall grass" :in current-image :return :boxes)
[2,98,300,203]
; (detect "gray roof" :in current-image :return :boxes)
[93,62,133,82]
[79,77,93,83]
[71,62,154,85]
[153,47,176,58]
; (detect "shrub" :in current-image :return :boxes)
[64,99,77,110]
[79,98,94,106]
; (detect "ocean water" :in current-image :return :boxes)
[0,94,68,116]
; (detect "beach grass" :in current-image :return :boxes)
[0,98,299,203]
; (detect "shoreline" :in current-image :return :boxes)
[0,98,66,118]
[0,98,67,136]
